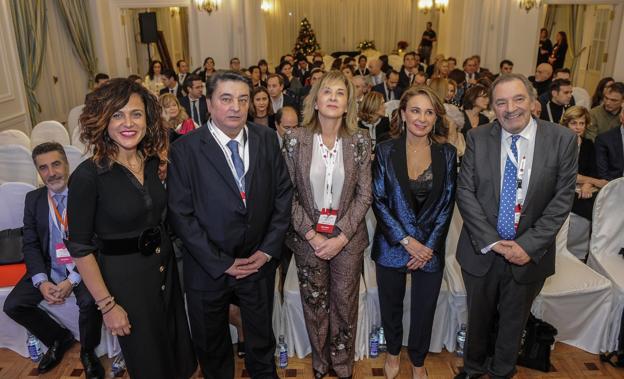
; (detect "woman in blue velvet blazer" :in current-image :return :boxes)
[371,86,456,379]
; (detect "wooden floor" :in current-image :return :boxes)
[1,343,623,378]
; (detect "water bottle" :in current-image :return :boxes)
[378,327,387,352]
[369,329,379,358]
[456,324,467,357]
[278,335,288,368]
[110,353,126,377]
[27,333,42,362]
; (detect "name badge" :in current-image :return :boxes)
[55,242,73,265]
[316,208,338,234]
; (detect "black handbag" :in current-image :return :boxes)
[0,228,24,265]
[517,314,558,372]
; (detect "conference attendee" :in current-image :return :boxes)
[369,58,386,86]
[144,60,165,95]
[591,77,615,108]
[267,73,299,113]
[537,28,553,65]
[429,78,465,156]
[229,57,241,71]
[275,105,299,147]
[280,61,304,95]
[180,74,209,126]
[371,86,456,379]
[160,93,196,142]
[413,72,427,87]
[197,57,217,83]
[560,106,607,221]
[461,84,490,136]
[312,54,325,70]
[494,60,513,79]
[294,55,312,82]
[93,73,110,89]
[549,31,568,70]
[430,59,450,80]
[3,143,104,378]
[418,22,437,65]
[399,52,418,89]
[594,108,624,181]
[352,75,367,108]
[258,59,270,82]
[341,65,355,80]
[302,68,325,98]
[463,57,478,85]
[471,55,489,77]
[282,71,372,379]
[373,70,402,102]
[358,91,391,149]
[355,55,370,76]
[176,59,190,88]
[330,57,343,71]
[587,82,624,141]
[425,54,444,78]
[455,74,577,379]
[528,63,553,97]
[539,79,573,124]
[67,79,196,379]
[127,74,143,85]
[159,69,183,98]
[248,65,265,88]
[168,71,292,379]
[249,86,276,129]
[447,57,457,71]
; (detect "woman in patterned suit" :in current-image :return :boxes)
[282,70,372,379]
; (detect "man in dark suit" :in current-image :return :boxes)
[168,70,293,379]
[455,74,577,379]
[372,70,403,102]
[595,109,624,181]
[3,143,103,378]
[159,69,184,98]
[539,79,573,124]
[179,74,209,125]
[267,73,299,113]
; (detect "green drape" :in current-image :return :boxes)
[10,0,47,126]
[56,0,98,87]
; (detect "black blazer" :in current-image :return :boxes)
[595,126,624,181]
[160,85,184,98]
[167,122,293,291]
[179,95,209,125]
[358,117,391,146]
[354,67,370,77]
[21,188,52,280]
[456,119,577,284]
[372,83,403,102]
[398,69,414,89]
[461,111,490,136]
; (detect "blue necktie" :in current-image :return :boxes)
[226,140,245,189]
[50,194,67,284]
[497,135,520,240]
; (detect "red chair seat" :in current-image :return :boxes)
[0,263,26,287]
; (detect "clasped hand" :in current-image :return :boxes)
[39,280,73,305]
[492,240,531,265]
[225,250,270,279]
[403,237,433,271]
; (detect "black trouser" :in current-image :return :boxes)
[186,274,278,379]
[461,254,544,379]
[376,264,443,367]
[3,276,102,350]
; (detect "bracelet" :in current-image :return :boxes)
[95,295,112,304]
[101,303,116,316]
[97,297,115,311]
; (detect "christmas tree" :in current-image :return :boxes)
[293,18,320,56]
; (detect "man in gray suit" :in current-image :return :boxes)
[455,74,577,379]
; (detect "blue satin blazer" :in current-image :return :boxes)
[371,136,457,272]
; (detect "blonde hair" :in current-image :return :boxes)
[428,78,450,102]
[159,93,189,126]
[358,92,385,124]
[302,70,358,136]
[560,105,591,130]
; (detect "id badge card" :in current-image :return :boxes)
[316,208,338,234]
[55,242,73,265]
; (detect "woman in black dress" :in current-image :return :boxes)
[461,84,490,136]
[549,31,568,70]
[358,91,391,149]
[66,79,196,379]
[537,28,553,65]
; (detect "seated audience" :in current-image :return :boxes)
[160,93,196,142]
[159,69,183,98]
[587,82,624,141]
[372,70,402,101]
[180,74,209,126]
[369,58,386,86]
[355,55,370,76]
[229,57,241,71]
[280,61,304,95]
[591,77,615,108]
[462,56,478,85]
[341,65,355,80]
[494,59,513,79]
[275,105,299,147]
[258,59,270,82]
[528,63,553,97]
[448,69,467,105]
[539,79,573,124]
[399,52,419,88]
[3,142,104,378]
[93,73,110,89]
[430,59,450,80]
[144,60,165,95]
[447,57,457,71]
[176,59,190,88]
[461,84,490,136]
[127,74,143,84]
[197,57,216,82]
[249,86,276,129]
[267,73,299,113]
[429,78,465,156]
[594,108,624,181]
[352,75,367,108]
[294,55,312,82]
[248,65,264,88]
[358,91,391,148]
[302,68,325,98]
[413,72,427,87]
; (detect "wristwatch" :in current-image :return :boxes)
[400,237,409,246]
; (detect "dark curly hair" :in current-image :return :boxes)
[79,78,168,167]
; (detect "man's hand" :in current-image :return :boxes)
[225,251,270,280]
[492,241,531,265]
[39,281,63,304]
[54,280,73,300]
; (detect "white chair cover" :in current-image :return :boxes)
[385,100,400,119]
[71,126,89,154]
[67,104,84,137]
[30,121,70,148]
[0,145,37,186]
[587,178,624,352]
[387,55,403,71]
[443,205,467,352]
[572,87,591,110]
[0,130,30,150]
[63,145,88,174]
[0,182,35,230]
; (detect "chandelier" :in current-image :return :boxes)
[518,0,541,12]
[418,0,448,14]
[194,0,221,15]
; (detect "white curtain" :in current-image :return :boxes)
[34,2,88,125]
[263,0,438,66]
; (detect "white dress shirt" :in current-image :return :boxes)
[310,135,345,211]
[271,94,284,114]
[208,121,250,182]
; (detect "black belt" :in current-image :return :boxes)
[99,227,162,256]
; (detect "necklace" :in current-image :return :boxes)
[114,155,144,175]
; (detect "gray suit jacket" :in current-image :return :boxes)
[456,119,577,284]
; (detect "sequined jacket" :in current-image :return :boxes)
[282,127,373,254]
[371,135,457,271]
